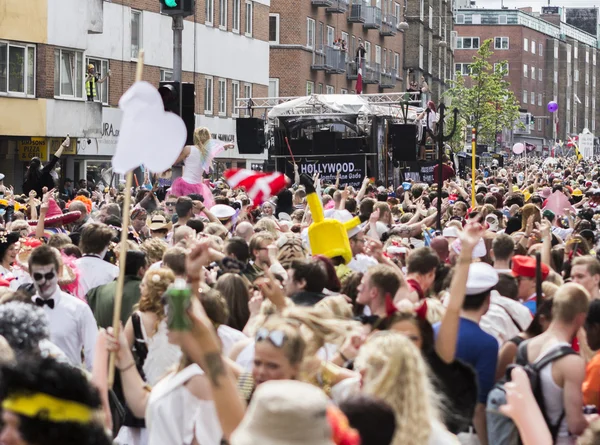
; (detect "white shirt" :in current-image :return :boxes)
[480,291,533,346]
[217,325,247,357]
[32,288,98,370]
[75,255,119,297]
[552,226,574,241]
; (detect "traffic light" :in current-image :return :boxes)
[159,82,195,145]
[159,0,195,16]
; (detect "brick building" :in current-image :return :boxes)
[454,8,600,151]
[0,0,270,192]
[268,0,410,98]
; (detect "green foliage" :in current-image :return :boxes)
[444,39,521,147]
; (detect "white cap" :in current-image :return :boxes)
[211,204,236,219]
[442,227,459,238]
[451,237,487,258]
[278,212,292,221]
[465,262,499,295]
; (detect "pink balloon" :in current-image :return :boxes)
[512,143,525,154]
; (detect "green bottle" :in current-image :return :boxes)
[166,278,192,331]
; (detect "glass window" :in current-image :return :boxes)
[306,81,314,95]
[232,0,241,32]
[0,42,35,96]
[531,66,535,79]
[231,81,240,117]
[306,18,315,48]
[160,69,173,82]
[204,76,213,114]
[205,0,214,25]
[554,45,558,59]
[531,91,535,104]
[523,64,528,78]
[326,85,334,94]
[524,38,528,51]
[531,40,535,54]
[523,90,527,104]
[456,14,464,24]
[219,0,227,28]
[269,14,279,43]
[318,83,323,94]
[245,1,253,37]
[268,78,279,97]
[574,46,578,59]
[539,43,543,56]
[86,57,109,104]
[131,10,142,59]
[494,37,509,50]
[539,68,542,81]
[218,79,226,115]
[538,93,542,106]
[54,48,83,98]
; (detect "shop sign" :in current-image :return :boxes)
[18,138,47,161]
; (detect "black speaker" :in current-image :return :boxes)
[389,124,417,162]
[236,118,266,154]
[159,81,195,145]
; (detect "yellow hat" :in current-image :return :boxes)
[87,64,94,70]
[512,185,519,192]
[523,190,531,202]
[572,189,583,196]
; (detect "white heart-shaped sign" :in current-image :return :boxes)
[112,81,187,174]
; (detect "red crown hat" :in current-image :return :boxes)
[28,199,82,227]
[511,255,549,280]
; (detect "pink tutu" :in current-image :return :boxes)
[171,177,215,209]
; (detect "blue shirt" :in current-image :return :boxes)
[433,317,499,404]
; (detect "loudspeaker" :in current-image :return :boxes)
[236,118,266,154]
[180,83,195,146]
[389,124,417,162]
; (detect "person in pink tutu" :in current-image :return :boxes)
[171,127,233,209]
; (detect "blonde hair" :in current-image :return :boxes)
[423,298,445,325]
[140,238,168,265]
[356,331,442,445]
[315,295,354,320]
[135,268,175,321]
[258,315,307,366]
[254,218,278,238]
[542,282,559,299]
[193,127,211,156]
[204,223,229,240]
[553,283,590,323]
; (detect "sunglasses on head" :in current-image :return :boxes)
[255,328,286,348]
[33,271,55,282]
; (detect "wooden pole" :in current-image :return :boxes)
[471,127,476,208]
[108,51,145,388]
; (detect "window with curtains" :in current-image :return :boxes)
[0,41,35,96]
[54,48,83,98]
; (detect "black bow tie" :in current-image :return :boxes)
[35,298,55,309]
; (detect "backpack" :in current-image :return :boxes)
[486,340,576,445]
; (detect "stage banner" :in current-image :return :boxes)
[282,155,367,189]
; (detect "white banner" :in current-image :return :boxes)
[579,132,594,159]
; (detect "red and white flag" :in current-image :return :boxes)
[224,169,289,206]
[356,60,363,95]
[567,135,578,147]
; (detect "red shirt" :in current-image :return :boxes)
[433,164,455,182]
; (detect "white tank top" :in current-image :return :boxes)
[138,315,182,387]
[235,340,255,373]
[182,146,203,184]
[538,342,573,444]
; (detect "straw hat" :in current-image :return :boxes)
[229,380,334,445]
[27,199,81,226]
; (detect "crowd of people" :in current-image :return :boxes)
[3,131,600,445]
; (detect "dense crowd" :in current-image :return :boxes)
[3,133,600,445]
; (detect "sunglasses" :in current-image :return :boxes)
[33,271,55,282]
[166,202,176,207]
[255,328,286,348]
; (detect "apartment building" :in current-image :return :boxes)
[454,8,599,151]
[268,0,410,98]
[403,0,455,103]
[0,0,270,192]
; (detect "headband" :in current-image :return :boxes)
[2,392,97,424]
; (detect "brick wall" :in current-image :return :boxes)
[36,44,55,99]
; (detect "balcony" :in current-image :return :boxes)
[380,70,397,89]
[326,0,349,13]
[363,63,381,84]
[46,100,102,138]
[380,15,398,36]
[364,6,382,29]
[311,46,347,74]
[312,0,334,6]
[346,60,359,80]
[348,3,366,23]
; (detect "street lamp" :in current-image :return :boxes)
[397,21,409,31]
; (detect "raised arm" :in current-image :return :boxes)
[174,145,192,165]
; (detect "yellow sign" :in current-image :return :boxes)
[18,138,47,162]
[48,138,77,156]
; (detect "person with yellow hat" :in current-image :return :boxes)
[85,63,111,102]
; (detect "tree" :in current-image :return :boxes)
[444,39,521,149]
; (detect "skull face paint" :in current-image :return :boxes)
[31,264,59,299]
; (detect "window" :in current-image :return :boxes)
[245,1,253,37]
[494,62,508,76]
[586,96,589,107]
[523,64,528,78]
[531,40,535,54]
[524,38,528,51]
[269,14,280,43]
[326,85,334,94]
[420,0,424,20]
[498,15,507,24]
[455,63,472,75]
[0,41,35,96]
[554,45,559,59]
[531,66,535,79]
[375,45,381,65]
[327,26,334,46]
[567,97,571,110]
[318,83,323,94]
[160,69,173,82]
[306,81,314,95]
[54,48,83,98]
[574,46,578,59]
[537,119,542,131]
[456,37,480,49]
[268,78,279,97]
[472,14,481,24]
[554,71,558,83]
[365,41,371,64]
[494,37,509,50]
[131,10,142,59]
[419,45,423,69]
[204,76,213,114]
[86,57,109,104]
[567,48,571,63]
[243,83,252,116]
[531,91,535,104]
[575,70,579,82]
[428,6,433,29]
[218,79,226,116]
[341,88,348,94]
[523,90,527,104]
[538,93,542,106]
[586,51,590,63]
[395,2,400,19]
[205,0,214,25]
[456,14,465,24]
[232,0,241,32]
[231,81,240,117]
[219,0,227,28]
[539,43,543,56]
[538,68,542,81]
[306,18,315,49]
[394,52,400,71]
[586,72,589,85]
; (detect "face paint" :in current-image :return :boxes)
[30,264,59,299]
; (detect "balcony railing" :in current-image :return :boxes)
[311,0,334,7]
[364,6,382,29]
[363,62,381,84]
[326,0,349,13]
[348,2,366,23]
[380,15,398,36]
[380,69,397,88]
[346,60,359,80]
[311,45,347,74]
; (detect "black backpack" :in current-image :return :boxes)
[488,339,576,444]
